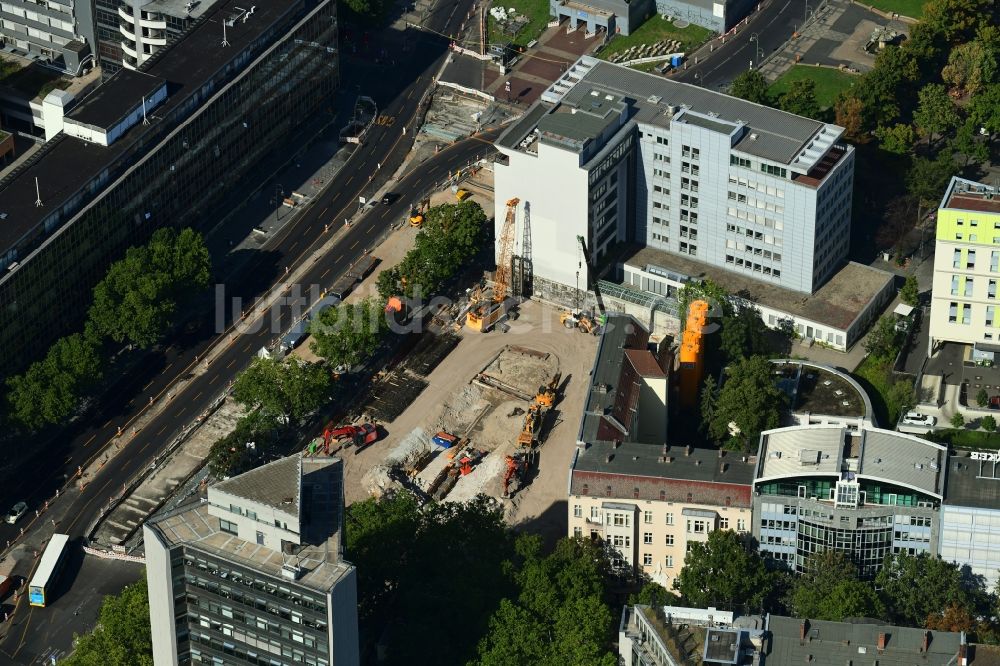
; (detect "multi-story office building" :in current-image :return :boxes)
[928,177,1000,355]
[144,453,359,666]
[495,56,854,297]
[939,451,1000,590]
[0,0,96,75]
[753,424,947,578]
[494,57,889,349]
[567,313,756,588]
[0,0,339,377]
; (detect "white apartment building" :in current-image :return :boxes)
[929,177,1000,354]
[494,55,855,300]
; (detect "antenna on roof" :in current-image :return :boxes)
[141,95,149,126]
[221,20,230,47]
[34,177,42,207]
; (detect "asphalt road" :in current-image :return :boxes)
[0,0,488,604]
[674,0,812,89]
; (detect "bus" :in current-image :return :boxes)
[28,533,70,607]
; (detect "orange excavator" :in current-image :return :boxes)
[502,452,532,499]
[319,421,379,454]
[505,372,561,498]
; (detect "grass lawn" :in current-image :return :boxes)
[863,0,928,19]
[767,65,859,109]
[599,15,713,62]
[0,62,69,101]
[487,0,552,49]
[927,428,1000,450]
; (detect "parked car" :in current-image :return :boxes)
[902,412,937,427]
[5,502,27,525]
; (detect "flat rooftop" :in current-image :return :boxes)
[773,360,870,421]
[757,425,946,498]
[65,69,165,129]
[622,244,894,331]
[767,615,964,666]
[0,0,303,257]
[150,457,351,593]
[498,56,838,167]
[942,176,1000,214]
[143,0,223,19]
[944,454,1000,509]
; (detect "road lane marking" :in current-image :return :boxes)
[209,374,218,385]
[157,424,168,435]
[321,268,330,278]
[103,419,112,428]
[194,391,202,401]
[84,434,96,447]
[289,241,299,251]
[321,206,329,216]
[164,361,173,372]
[335,254,343,263]
[243,342,252,352]
[227,358,236,368]
[143,380,154,390]
[351,240,359,249]
[345,175,354,186]
[176,406,187,417]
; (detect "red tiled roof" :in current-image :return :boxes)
[570,470,753,507]
[624,348,666,378]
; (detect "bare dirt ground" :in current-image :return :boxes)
[341,299,597,540]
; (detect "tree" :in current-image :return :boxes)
[874,196,917,255]
[983,415,997,432]
[875,552,978,627]
[978,388,990,408]
[907,153,959,211]
[788,551,885,621]
[778,79,821,119]
[856,46,919,127]
[942,37,998,96]
[231,356,331,423]
[629,581,674,607]
[887,379,916,419]
[968,83,1000,139]
[834,94,869,143]
[864,315,901,360]
[951,118,990,165]
[875,123,916,155]
[728,70,770,105]
[951,412,966,429]
[899,274,920,307]
[913,83,961,143]
[340,0,389,21]
[63,577,153,666]
[707,356,785,451]
[926,603,977,633]
[922,0,995,45]
[673,529,772,612]
[88,228,211,348]
[720,305,768,362]
[6,332,103,430]
[310,298,386,368]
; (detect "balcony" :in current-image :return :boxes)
[120,39,137,59]
[119,23,136,40]
[138,11,166,29]
[118,5,135,23]
[143,30,167,45]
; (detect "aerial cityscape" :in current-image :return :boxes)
[0,0,995,661]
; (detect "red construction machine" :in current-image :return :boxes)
[319,422,379,454]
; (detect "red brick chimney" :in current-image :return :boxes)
[922,631,930,653]
[877,633,887,652]
[800,620,809,641]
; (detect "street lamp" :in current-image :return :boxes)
[270,184,284,224]
[749,33,762,65]
[804,1,812,24]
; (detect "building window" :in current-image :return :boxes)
[952,275,960,296]
[220,519,238,535]
[953,249,962,268]
[644,532,653,544]
[573,526,582,538]
[989,306,996,328]
[256,531,264,545]
[573,505,582,518]
[666,555,674,568]
[644,510,653,524]
[590,507,601,521]
[720,517,729,529]
[968,249,977,269]
[760,163,787,178]
[643,553,653,566]
[730,155,751,168]
[950,302,959,323]
[737,519,746,531]
[965,278,974,297]
[666,512,674,525]
[613,513,630,527]
[687,520,706,534]
[666,534,674,546]
[612,535,631,548]
[229,504,242,515]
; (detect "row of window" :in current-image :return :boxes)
[725,239,781,262]
[951,248,1000,271]
[727,207,784,231]
[188,630,327,666]
[725,255,781,278]
[727,191,785,214]
[727,174,785,198]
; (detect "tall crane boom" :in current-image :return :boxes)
[493,198,519,303]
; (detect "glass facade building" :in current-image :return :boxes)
[0,0,338,378]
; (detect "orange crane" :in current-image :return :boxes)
[467,197,519,332]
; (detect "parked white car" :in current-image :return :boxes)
[901,412,937,427]
[5,501,27,525]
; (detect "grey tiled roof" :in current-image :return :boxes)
[859,429,945,498]
[214,454,303,517]
[944,454,1000,508]
[767,615,964,666]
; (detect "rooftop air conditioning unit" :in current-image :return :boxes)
[281,564,302,580]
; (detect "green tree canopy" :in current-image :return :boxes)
[906,153,959,210]
[983,415,997,432]
[728,69,770,104]
[951,412,965,428]
[941,33,999,96]
[231,356,332,423]
[341,0,389,21]
[968,83,1000,137]
[705,356,785,451]
[310,297,386,367]
[864,314,902,360]
[875,123,916,155]
[63,577,153,666]
[88,227,211,348]
[899,274,920,307]
[6,332,103,430]
[913,83,961,142]
[673,529,772,612]
[875,552,979,627]
[788,551,885,621]
[778,79,821,119]
[720,305,769,362]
